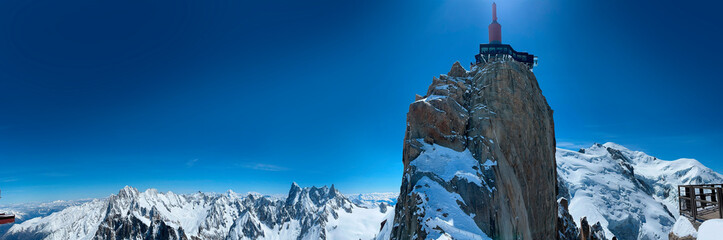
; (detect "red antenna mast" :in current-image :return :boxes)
[488,2,502,44]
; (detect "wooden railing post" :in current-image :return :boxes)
[690,186,697,220]
[700,187,707,208]
[713,186,718,204]
[718,187,723,218]
[683,186,693,217]
[678,186,684,216]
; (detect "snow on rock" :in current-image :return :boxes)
[556,198,580,240]
[411,142,490,190]
[670,216,697,238]
[697,219,723,240]
[411,177,491,240]
[375,208,395,240]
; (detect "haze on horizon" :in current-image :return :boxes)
[1,0,721,204]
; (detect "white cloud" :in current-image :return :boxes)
[556,141,588,150]
[241,163,288,172]
[0,177,18,183]
[186,159,199,167]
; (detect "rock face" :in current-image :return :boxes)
[390,59,557,239]
[93,187,189,240]
[579,216,609,240]
[668,234,696,240]
[557,198,580,240]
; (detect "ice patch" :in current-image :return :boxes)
[482,159,496,170]
[416,95,448,103]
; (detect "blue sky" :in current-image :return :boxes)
[1,0,722,204]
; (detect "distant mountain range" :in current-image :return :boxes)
[1,142,721,240]
[0,184,394,240]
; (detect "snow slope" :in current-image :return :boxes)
[3,199,107,240]
[697,219,723,240]
[345,192,397,208]
[557,143,723,240]
[0,199,93,237]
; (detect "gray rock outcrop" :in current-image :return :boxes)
[390,59,557,239]
[668,233,696,240]
[557,198,580,240]
[579,217,609,240]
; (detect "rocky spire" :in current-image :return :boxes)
[118,185,139,199]
[329,184,338,198]
[286,182,303,205]
[448,61,467,77]
[390,59,557,239]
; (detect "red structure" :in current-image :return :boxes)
[0,189,15,225]
[0,215,14,225]
[488,2,502,44]
[475,3,537,69]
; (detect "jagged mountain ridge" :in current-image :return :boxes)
[557,142,723,240]
[1,184,390,240]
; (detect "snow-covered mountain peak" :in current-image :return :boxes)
[601,142,631,151]
[117,185,140,199]
[286,184,345,208]
[576,142,723,184]
[557,142,723,240]
[144,188,160,196]
[243,191,267,201]
[225,189,236,196]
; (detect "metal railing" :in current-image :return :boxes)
[678,184,723,221]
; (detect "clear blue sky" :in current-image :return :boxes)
[1,0,721,204]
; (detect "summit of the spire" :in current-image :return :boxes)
[492,2,497,22]
[476,2,537,69]
[488,2,502,44]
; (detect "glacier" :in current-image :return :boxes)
[557,142,723,240]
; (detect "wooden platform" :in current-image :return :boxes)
[679,184,723,222]
[696,207,721,221]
